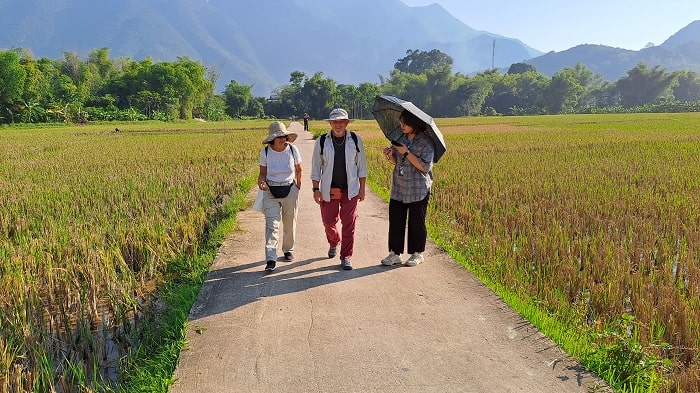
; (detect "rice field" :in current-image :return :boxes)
[0,121,267,392]
[360,113,700,392]
[2,114,700,392]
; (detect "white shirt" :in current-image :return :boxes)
[259,144,301,183]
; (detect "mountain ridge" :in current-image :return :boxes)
[525,21,700,82]
[1,0,698,96]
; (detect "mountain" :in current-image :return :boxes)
[2,1,698,96]
[524,21,700,80]
[0,0,541,96]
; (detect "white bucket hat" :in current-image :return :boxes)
[324,108,354,122]
[263,121,298,144]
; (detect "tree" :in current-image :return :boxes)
[202,94,229,121]
[58,51,96,103]
[300,72,336,117]
[88,48,116,80]
[672,70,700,102]
[381,69,428,107]
[451,74,493,116]
[355,82,381,119]
[224,80,253,118]
[0,50,28,121]
[545,67,585,114]
[171,57,212,119]
[246,97,265,118]
[51,74,78,105]
[394,49,453,75]
[332,84,361,117]
[614,63,675,107]
[507,63,537,75]
[20,53,55,110]
[485,70,549,115]
[332,82,380,119]
[426,65,456,115]
[289,71,306,89]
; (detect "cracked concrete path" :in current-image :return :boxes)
[170,122,611,393]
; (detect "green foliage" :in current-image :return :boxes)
[3,47,700,125]
[202,95,231,121]
[506,62,537,74]
[614,63,676,107]
[224,80,253,118]
[672,70,700,102]
[394,49,453,75]
[546,67,586,113]
[0,50,27,108]
[586,315,670,392]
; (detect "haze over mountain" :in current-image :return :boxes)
[1,0,699,96]
[525,20,700,80]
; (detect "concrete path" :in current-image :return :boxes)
[170,122,611,392]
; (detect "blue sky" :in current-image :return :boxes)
[400,0,700,52]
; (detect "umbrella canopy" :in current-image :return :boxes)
[371,95,446,163]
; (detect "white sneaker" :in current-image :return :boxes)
[381,252,402,266]
[405,252,424,267]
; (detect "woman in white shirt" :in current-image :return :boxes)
[257,121,302,272]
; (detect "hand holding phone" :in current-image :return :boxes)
[390,140,402,146]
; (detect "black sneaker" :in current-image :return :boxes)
[264,260,276,271]
[341,258,353,270]
[284,252,294,261]
[328,247,338,258]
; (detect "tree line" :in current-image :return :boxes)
[2,47,700,125]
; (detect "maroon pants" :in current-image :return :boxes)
[319,189,359,259]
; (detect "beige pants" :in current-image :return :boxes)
[262,185,299,262]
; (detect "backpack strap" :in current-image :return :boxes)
[320,132,359,155]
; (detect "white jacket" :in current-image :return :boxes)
[310,131,368,202]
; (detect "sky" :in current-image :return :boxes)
[400,0,700,53]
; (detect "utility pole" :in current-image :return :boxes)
[492,39,496,70]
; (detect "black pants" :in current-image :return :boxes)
[387,193,429,255]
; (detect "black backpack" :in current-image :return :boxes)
[319,132,360,155]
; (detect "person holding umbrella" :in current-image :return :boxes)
[310,108,368,270]
[380,109,435,267]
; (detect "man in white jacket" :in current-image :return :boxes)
[310,108,367,270]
